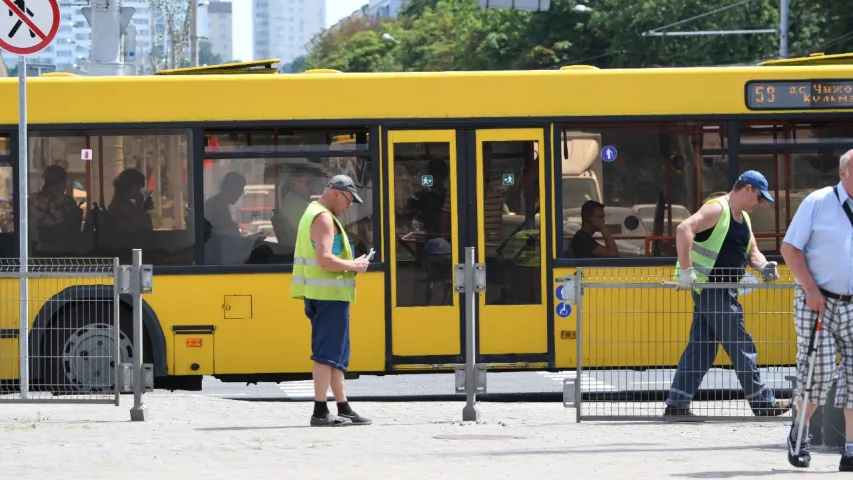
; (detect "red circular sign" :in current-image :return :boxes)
[0,0,61,56]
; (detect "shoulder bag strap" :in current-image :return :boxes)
[834,186,853,229]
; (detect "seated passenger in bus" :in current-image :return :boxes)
[269,165,315,252]
[205,171,271,264]
[29,164,83,248]
[569,200,619,258]
[107,168,154,232]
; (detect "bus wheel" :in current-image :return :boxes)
[41,304,134,395]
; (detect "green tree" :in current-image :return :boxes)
[304,0,853,72]
[305,16,395,70]
[320,30,399,72]
[288,55,308,72]
[198,41,223,66]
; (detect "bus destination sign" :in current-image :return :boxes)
[745,80,853,110]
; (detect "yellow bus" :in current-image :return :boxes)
[0,54,849,393]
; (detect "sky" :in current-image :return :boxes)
[231,0,368,62]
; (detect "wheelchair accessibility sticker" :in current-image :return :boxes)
[556,303,572,318]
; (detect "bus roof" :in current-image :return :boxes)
[155,58,281,75]
[758,52,853,67]
[3,52,853,125]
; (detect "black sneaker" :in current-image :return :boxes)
[752,399,793,417]
[787,423,811,468]
[840,451,853,472]
[338,411,372,425]
[309,413,352,427]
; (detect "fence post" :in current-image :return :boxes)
[574,267,583,423]
[130,248,153,421]
[18,260,28,400]
[454,246,487,422]
[113,256,122,406]
[558,269,582,421]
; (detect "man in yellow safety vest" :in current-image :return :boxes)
[291,174,371,427]
[665,170,791,419]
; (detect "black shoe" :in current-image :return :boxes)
[338,411,372,425]
[309,413,352,427]
[664,405,693,416]
[840,452,853,472]
[663,405,702,421]
[752,399,793,417]
[787,423,811,468]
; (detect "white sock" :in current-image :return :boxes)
[845,442,853,456]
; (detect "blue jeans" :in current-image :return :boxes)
[666,287,776,409]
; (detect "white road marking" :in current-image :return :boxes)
[538,371,618,392]
[278,380,327,399]
[195,392,248,397]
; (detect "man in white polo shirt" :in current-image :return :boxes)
[781,149,853,471]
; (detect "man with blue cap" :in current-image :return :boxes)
[664,170,790,418]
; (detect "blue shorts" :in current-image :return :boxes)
[304,299,351,372]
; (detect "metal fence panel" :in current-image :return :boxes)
[573,266,798,422]
[0,257,122,404]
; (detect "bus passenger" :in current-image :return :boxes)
[205,171,248,237]
[291,174,371,427]
[569,200,619,258]
[270,164,315,252]
[107,168,154,232]
[666,170,790,418]
[29,165,83,246]
[204,171,269,264]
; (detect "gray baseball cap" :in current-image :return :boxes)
[326,174,364,204]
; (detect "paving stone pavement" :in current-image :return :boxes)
[0,393,846,479]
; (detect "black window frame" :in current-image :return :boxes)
[22,126,197,267]
[552,117,734,267]
[189,123,383,274]
[552,114,853,268]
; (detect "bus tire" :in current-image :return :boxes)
[39,302,148,395]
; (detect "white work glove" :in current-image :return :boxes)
[675,267,697,291]
[759,261,779,282]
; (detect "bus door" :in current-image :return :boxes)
[387,130,462,362]
[475,129,548,357]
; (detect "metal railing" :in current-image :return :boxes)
[561,266,798,422]
[0,249,154,421]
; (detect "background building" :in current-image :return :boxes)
[0,0,195,75]
[206,0,233,60]
[253,0,325,64]
[366,0,407,18]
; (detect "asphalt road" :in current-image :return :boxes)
[188,366,799,402]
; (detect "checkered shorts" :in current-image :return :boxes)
[793,287,853,409]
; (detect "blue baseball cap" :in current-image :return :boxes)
[738,170,774,202]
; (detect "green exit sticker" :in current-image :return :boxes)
[421,175,434,187]
[502,173,515,186]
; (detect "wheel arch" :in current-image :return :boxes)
[29,285,168,379]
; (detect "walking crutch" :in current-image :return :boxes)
[793,311,826,457]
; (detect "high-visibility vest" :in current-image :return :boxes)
[674,195,752,293]
[290,201,356,302]
[500,229,541,267]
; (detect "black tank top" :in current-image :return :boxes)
[694,209,749,283]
